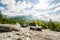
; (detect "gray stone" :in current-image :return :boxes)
[0,24,20,32]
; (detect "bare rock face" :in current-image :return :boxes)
[0,24,20,32]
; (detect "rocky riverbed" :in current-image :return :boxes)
[0,24,60,40]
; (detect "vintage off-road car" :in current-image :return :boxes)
[29,23,43,31]
[30,26,42,31]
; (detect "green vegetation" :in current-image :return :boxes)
[0,12,60,31]
[30,19,60,31]
[0,12,16,24]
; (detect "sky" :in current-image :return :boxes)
[0,0,60,21]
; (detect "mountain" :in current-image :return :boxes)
[8,14,39,21]
[2,14,49,22]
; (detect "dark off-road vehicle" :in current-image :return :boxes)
[20,24,29,28]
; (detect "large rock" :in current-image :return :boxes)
[0,26,12,32]
[0,24,20,32]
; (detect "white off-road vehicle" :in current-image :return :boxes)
[30,25,43,31]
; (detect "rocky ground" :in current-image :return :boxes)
[0,24,60,40]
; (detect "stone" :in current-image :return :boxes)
[24,32,32,38]
[0,24,20,32]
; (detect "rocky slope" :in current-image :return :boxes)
[0,24,60,40]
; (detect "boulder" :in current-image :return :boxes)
[0,24,20,32]
[0,26,12,32]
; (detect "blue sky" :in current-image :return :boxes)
[0,0,60,21]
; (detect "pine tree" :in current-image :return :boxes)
[48,19,56,30]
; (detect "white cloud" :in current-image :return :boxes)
[1,0,60,21]
[1,0,32,16]
[1,0,9,4]
[1,0,16,12]
[48,14,60,21]
[0,7,4,11]
[54,7,60,11]
[33,0,50,10]
[15,1,33,14]
[48,2,60,10]
[8,0,15,11]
